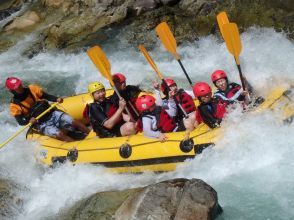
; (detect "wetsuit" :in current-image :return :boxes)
[88,97,123,138]
[111,85,142,120]
[198,98,229,128]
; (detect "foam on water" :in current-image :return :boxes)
[0,27,293,219]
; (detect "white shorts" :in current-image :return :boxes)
[39,111,74,138]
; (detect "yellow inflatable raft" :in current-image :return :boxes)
[27,87,293,173]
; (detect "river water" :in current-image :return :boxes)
[0,27,293,219]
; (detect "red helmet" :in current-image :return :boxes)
[112,73,126,83]
[211,70,227,83]
[161,78,176,92]
[135,95,155,112]
[193,82,212,98]
[5,77,22,90]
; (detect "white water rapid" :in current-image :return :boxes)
[0,27,293,219]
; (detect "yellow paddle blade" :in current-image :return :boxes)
[87,46,114,85]
[222,23,242,63]
[216,11,230,39]
[138,45,164,80]
[155,22,180,60]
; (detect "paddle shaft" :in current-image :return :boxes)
[128,101,139,117]
[0,103,58,149]
[177,59,193,88]
[113,86,135,121]
[236,63,246,90]
[235,58,251,102]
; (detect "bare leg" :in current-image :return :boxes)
[72,120,90,134]
[183,112,197,140]
[56,131,74,142]
[120,122,136,136]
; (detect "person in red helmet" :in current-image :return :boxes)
[193,82,229,128]
[211,70,248,103]
[152,78,200,129]
[135,95,185,141]
[111,73,142,120]
[6,77,90,141]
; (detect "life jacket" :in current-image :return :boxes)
[174,89,196,114]
[88,99,122,138]
[112,85,141,120]
[139,106,177,133]
[205,98,228,120]
[10,85,43,117]
[195,109,203,124]
[28,100,53,123]
[214,83,243,102]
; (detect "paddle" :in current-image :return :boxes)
[216,11,230,39]
[155,22,193,87]
[222,23,248,92]
[87,46,135,121]
[0,102,59,149]
[216,12,250,100]
[139,44,188,118]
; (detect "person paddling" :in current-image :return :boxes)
[153,78,200,131]
[193,82,229,128]
[211,70,249,103]
[87,82,136,138]
[111,73,142,120]
[6,77,89,142]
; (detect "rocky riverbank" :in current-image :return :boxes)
[55,178,223,220]
[0,0,293,57]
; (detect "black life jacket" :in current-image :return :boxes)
[112,85,141,120]
[88,99,122,138]
[12,89,53,123]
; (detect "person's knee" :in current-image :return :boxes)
[183,118,194,131]
[56,131,73,142]
[121,122,136,136]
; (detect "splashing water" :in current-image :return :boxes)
[0,27,293,219]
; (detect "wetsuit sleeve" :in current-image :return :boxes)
[41,92,58,102]
[89,104,108,126]
[142,116,161,138]
[198,105,221,129]
[15,114,30,126]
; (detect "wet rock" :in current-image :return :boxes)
[58,189,139,220]
[0,0,293,55]
[115,178,222,220]
[3,10,40,31]
[0,179,23,219]
[57,178,222,220]
[0,0,22,20]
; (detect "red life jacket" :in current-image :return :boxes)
[195,109,203,124]
[214,83,242,101]
[226,84,241,99]
[138,106,177,133]
[213,99,228,119]
[155,107,177,132]
[175,89,196,114]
